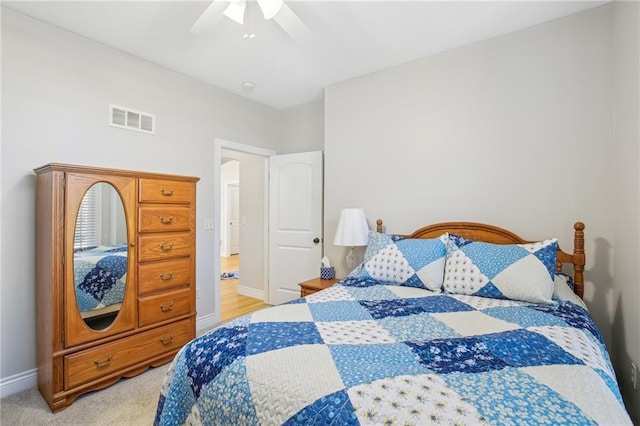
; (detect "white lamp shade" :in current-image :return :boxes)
[333,208,369,247]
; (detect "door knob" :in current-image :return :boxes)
[313,237,320,244]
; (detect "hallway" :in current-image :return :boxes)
[220,255,269,321]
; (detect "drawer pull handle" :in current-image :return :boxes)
[159,216,175,224]
[160,242,174,252]
[159,272,174,281]
[160,335,175,345]
[94,355,113,368]
[161,188,175,196]
[160,301,175,312]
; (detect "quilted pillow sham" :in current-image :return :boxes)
[347,231,447,291]
[553,273,586,309]
[443,234,557,304]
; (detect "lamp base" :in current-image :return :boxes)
[346,247,359,270]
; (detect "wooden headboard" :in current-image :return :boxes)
[376,220,586,299]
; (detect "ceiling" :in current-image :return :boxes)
[3,0,608,110]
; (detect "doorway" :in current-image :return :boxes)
[214,139,275,324]
[213,140,323,323]
[220,160,239,258]
[219,158,267,321]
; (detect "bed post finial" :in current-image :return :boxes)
[573,222,585,299]
[376,219,383,233]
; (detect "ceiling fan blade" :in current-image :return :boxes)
[189,0,227,35]
[273,3,311,44]
[256,0,283,20]
[223,0,247,25]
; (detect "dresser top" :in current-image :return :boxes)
[34,163,200,182]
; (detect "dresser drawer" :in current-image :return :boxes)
[138,287,192,327]
[139,257,192,295]
[64,319,192,389]
[139,179,194,204]
[138,232,193,262]
[139,205,192,233]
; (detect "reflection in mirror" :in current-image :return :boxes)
[73,183,127,330]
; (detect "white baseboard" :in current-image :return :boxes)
[237,285,265,301]
[0,368,37,399]
[196,312,219,333]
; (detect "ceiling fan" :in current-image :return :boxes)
[190,0,311,43]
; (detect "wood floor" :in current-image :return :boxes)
[220,255,270,322]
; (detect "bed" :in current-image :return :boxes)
[154,221,632,425]
[73,244,128,320]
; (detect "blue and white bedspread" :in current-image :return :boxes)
[74,245,127,313]
[154,279,631,425]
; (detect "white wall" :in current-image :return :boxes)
[612,1,640,422]
[280,98,325,154]
[0,8,283,386]
[324,2,638,406]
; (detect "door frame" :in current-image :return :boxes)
[213,138,275,323]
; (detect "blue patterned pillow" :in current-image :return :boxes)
[347,231,447,291]
[443,234,557,304]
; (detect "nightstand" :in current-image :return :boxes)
[299,277,340,297]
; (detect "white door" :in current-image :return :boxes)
[269,151,323,305]
[228,184,240,255]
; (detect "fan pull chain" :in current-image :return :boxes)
[243,0,256,39]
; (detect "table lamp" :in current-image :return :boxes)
[333,208,369,269]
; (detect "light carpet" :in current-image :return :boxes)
[0,326,217,426]
[0,365,167,426]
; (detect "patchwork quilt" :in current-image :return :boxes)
[154,279,631,425]
[73,245,127,313]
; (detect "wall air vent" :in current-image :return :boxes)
[109,104,155,134]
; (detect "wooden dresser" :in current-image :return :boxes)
[34,163,199,412]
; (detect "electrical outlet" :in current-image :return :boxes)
[204,219,214,230]
[196,287,200,299]
[632,362,637,390]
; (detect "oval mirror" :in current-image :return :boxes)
[73,182,128,330]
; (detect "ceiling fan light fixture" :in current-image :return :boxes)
[191,0,309,43]
[256,0,283,20]
[223,0,246,25]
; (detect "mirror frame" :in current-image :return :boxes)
[64,173,137,348]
